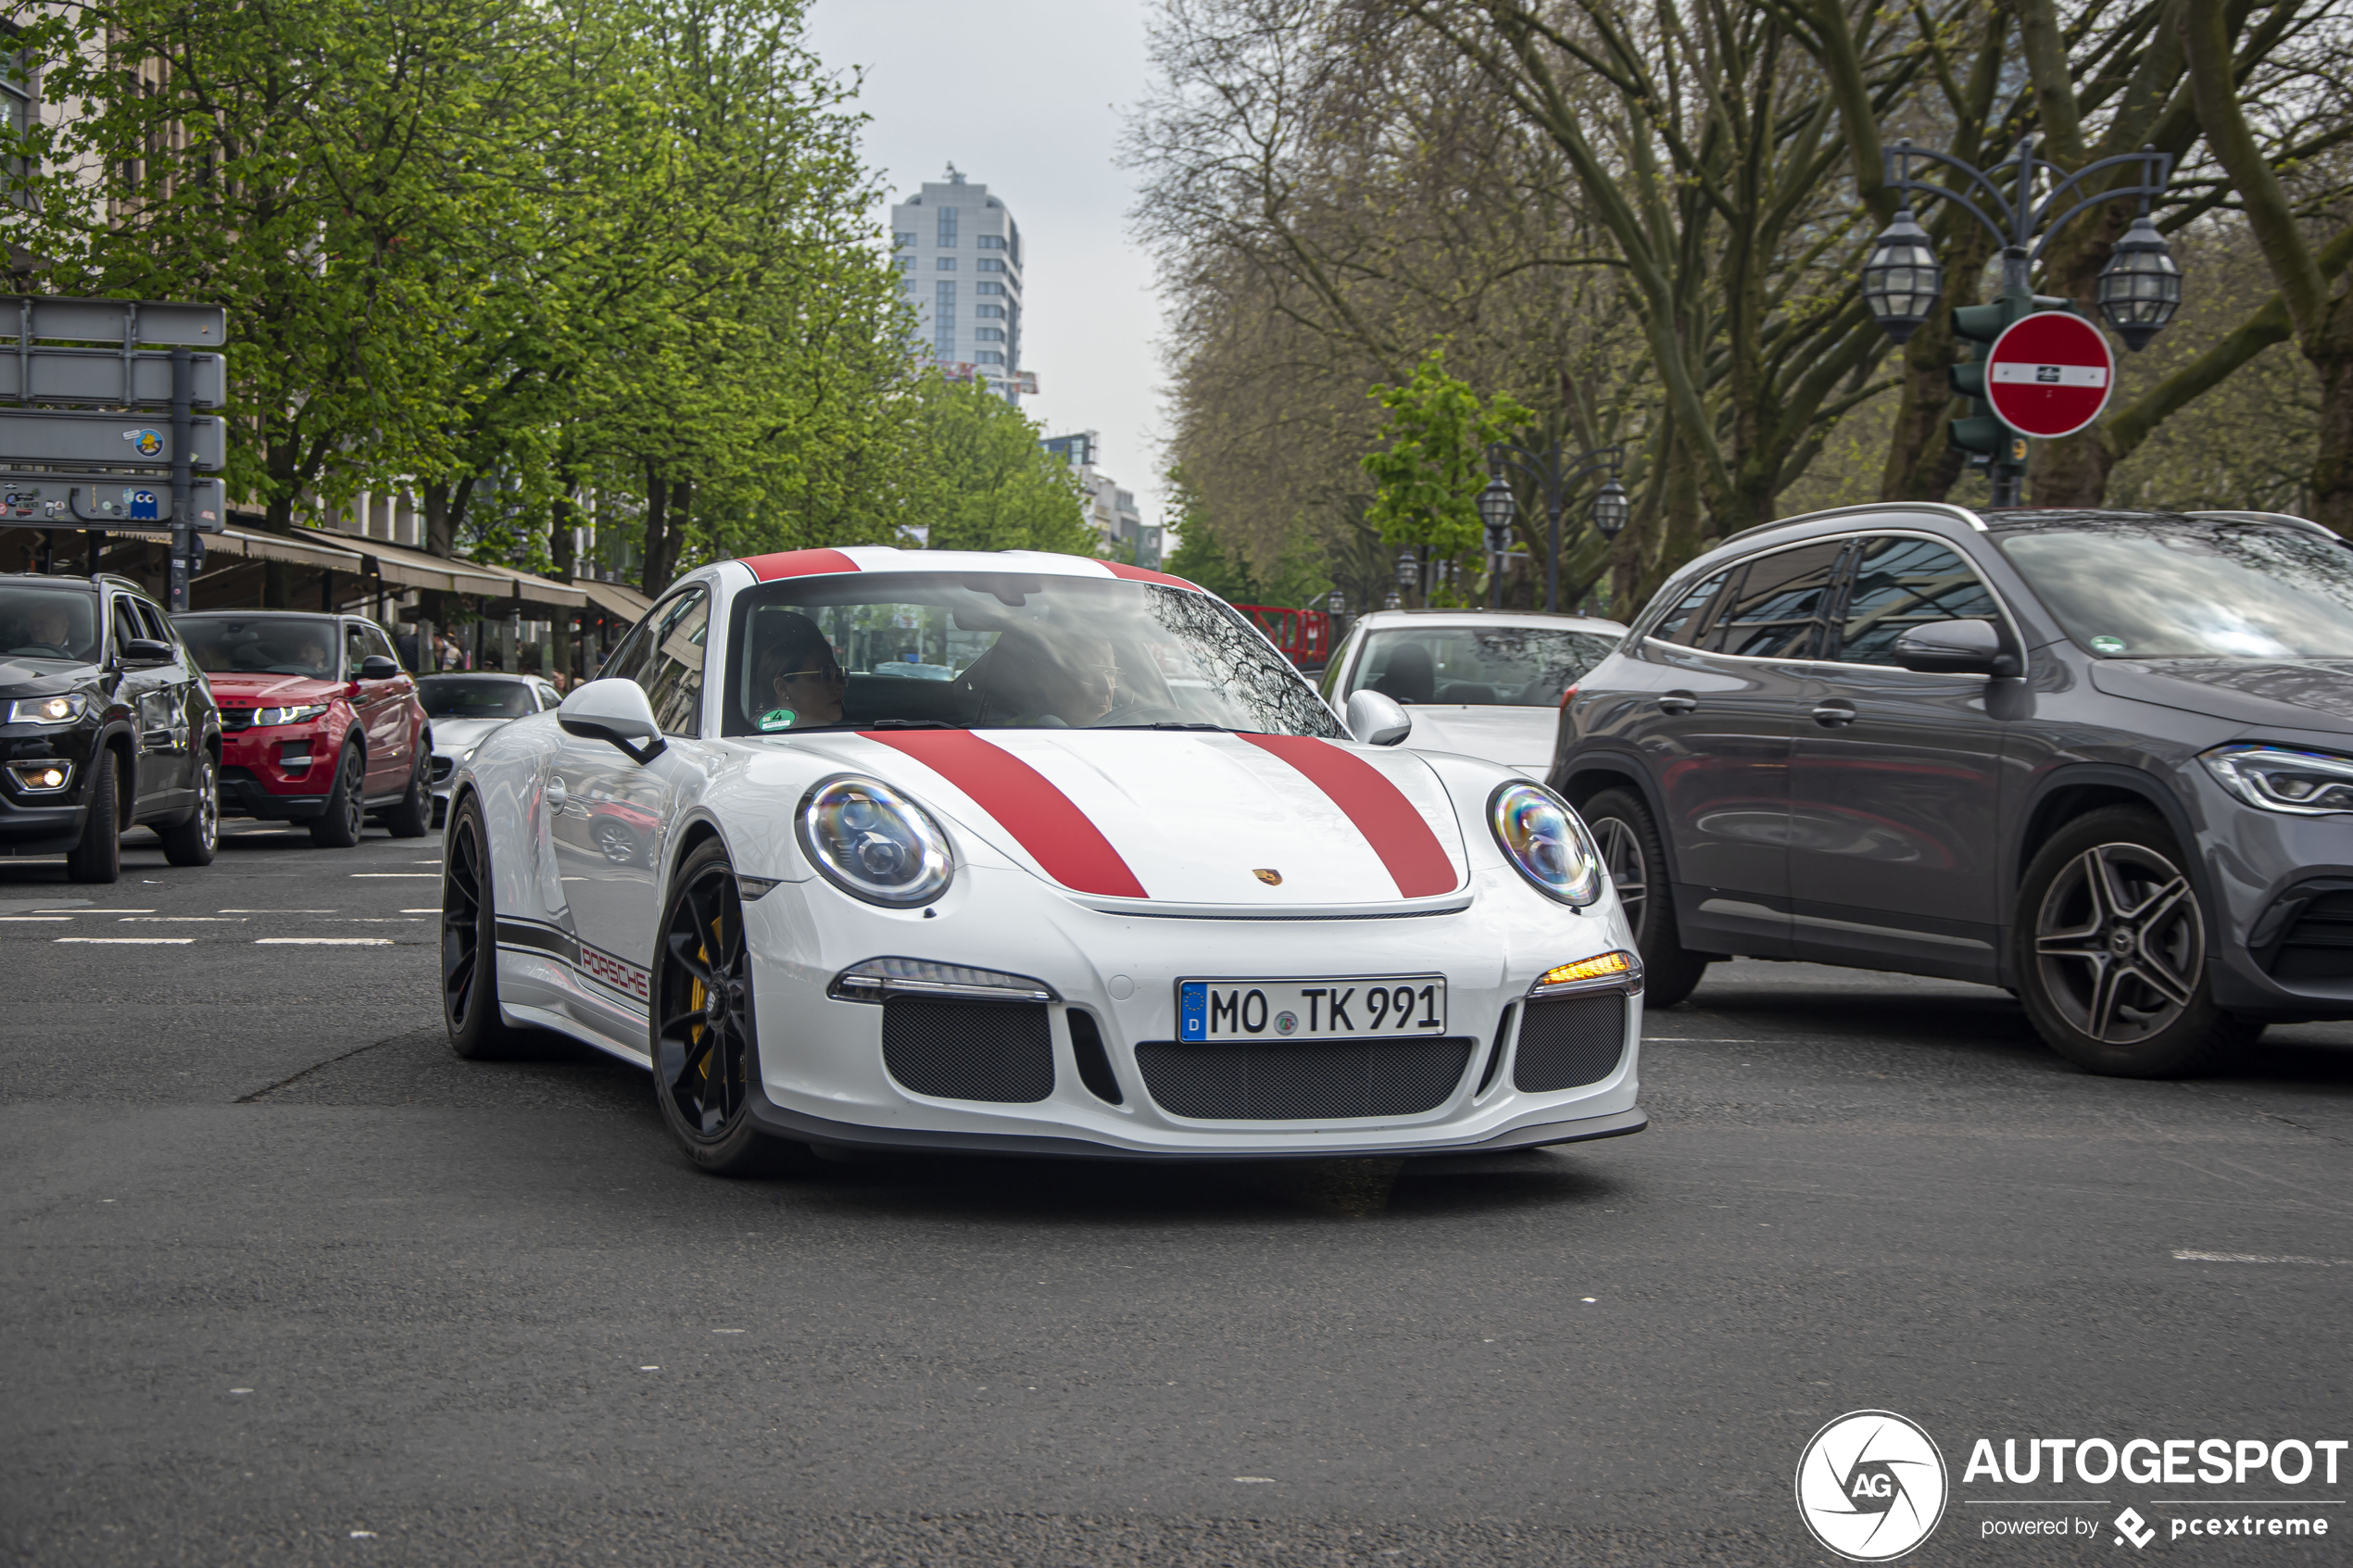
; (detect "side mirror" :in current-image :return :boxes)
[358,654,401,682]
[1893,618,2020,678]
[1344,688,1413,746]
[559,677,667,764]
[121,637,173,667]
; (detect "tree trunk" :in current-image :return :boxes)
[424,483,454,558]
[639,468,670,597]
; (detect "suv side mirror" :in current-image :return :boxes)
[358,654,401,682]
[559,677,667,764]
[1344,689,1413,746]
[1893,618,2020,678]
[121,637,174,667]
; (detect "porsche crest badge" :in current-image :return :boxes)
[1252,868,1283,885]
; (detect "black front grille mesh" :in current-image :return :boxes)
[2272,890,2353,981]
[881,998,1054,1103]
[1514,993,1628,1092]
[1135,1035,1474,1121]
[431,757,455,783]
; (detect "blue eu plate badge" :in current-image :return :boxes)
[1178,981,1208,1042]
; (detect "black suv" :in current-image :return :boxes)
[0,571,220,881]
[1556,504,2353,1077]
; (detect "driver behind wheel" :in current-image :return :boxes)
[3,598,73,658]
[749,612,846,731]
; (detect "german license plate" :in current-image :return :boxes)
[1176,976,1447,1043]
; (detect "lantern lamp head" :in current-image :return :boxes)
[1862,207,1943,345]
[2096,214,2183,352]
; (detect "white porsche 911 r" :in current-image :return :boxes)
[439,547,1646,1173]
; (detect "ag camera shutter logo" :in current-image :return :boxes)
[1795,1410,1949,1561]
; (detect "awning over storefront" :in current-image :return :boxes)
[574,576,653,623]
[288,528,517,600]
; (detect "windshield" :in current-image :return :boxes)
[720,572,1342,738]
[1997,521,2353,659]
[0,583,100,663]
[176,615,342,679]
[1345,625,1620,706]
[417,675,535,719]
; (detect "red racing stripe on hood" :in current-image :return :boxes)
[862,730,1149,899]
[1239,734,1455,897]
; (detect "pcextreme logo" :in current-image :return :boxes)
[1797,1411,1951,1561]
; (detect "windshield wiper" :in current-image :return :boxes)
[862,719,959,729]
[1099,721,1232,732]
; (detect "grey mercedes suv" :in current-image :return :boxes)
[1554,503,2353,1077]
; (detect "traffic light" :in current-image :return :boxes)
[1948,291,2067,462]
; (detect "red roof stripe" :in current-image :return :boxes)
[862,730,1149,899]
[1101,560,1203,591]
[742,548,861,582]
[1238,734,1456,897]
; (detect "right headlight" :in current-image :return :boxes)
[1489,781,1604,906]
[253,703,331,727]
[2201,744,2353,815]
[8,695,87,725]
[797,776,954,907]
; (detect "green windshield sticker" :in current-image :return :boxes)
[759,707,798,731]
[2088,635,2127,655]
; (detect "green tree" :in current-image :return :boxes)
[897,376,1098,555]
[1361,349,1532,558]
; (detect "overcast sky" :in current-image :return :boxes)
[805,0,1169,530]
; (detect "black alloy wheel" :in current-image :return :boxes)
[441,794,529,1060]
[1579,786,1710,1009]
[382,745,433,839]
[2017,807,2256,1077]
[651,840,809,1175]
[65,747,121,884]
[309,745,365,848]
[159,751,219,866]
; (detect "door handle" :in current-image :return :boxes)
[546,776,569,809]
[1657,690,1698,715]
[1811,701,1857,728]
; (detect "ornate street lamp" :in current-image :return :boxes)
[1860,207,1943,345]
[1592,479,1630,540]
[1484,441,1625,613]
[1394,548,1419,606]
[2096,214,2183,352]
[1326,588,1346,615]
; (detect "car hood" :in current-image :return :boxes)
[2088,658,2353,730]
[0,658,101,698]
[203,672,343,703]
[1397,705,1559,776]
[429,716,514,753]
[793,727,1471,909]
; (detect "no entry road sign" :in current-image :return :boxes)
[1985,310,2115,440]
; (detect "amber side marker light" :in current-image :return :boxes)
[1536,951,1633,988]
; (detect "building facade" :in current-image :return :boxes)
[1042,430,1159,567]
[891,167,1029,403]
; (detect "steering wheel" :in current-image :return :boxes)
[5,643,69,659]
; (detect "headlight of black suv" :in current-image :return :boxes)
[2200,744,2353,815]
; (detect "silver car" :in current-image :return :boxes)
[1320,609,1626,777]
[419,672,561,828]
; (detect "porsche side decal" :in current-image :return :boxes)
[496,917,650,1005]
[1238,734,1457,897]
[862,729,1151,898]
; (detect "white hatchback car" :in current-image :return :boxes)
[1319,609,1626,776]
[440,548,1646,1172]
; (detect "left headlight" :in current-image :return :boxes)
[253,703,332,727]
[2201,744,2353,815]
[8,695,87,725]
[1489,781,1604,906]
[798,776,954,907]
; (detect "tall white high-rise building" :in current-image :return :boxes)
[891,166,1028,402]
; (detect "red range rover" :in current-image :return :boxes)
[171,610,433,846]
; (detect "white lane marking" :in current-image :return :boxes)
[57,936,193,945]
[637,1365,660,1372]
[220,909,335,914]
[120,916,246,922]
[412,859,441,864]
[2173,1249,2342,1265]
[400,909,439,914]
[1233,1477,1277,1484]
[36,909,155,914]
[711,1328,746,1334]
[0,917,73,922]
[255,937,393,946]
[349,873,436,878]
[228,1387,252,1395]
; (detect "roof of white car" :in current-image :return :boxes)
[722,546,1197,588]
[1346,608,1626,634]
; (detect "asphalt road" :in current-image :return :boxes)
[4,821,2349,1567]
